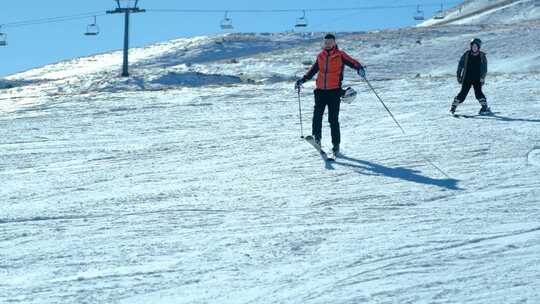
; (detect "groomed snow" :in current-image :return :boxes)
[1,3,540,303]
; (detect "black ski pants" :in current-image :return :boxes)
[455,80,486,103]
[312,88,342,146]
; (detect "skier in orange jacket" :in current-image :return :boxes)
[296,34,365,154]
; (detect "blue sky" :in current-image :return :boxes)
[0,0,456,76]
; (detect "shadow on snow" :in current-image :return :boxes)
[330,154,462,191]
[458,113,540,123]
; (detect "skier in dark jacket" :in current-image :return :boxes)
[451,38,491,115]
[295,34,365,154]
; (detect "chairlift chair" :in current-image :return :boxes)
[0,26,7,46]
[84,16,100,36]
[434,3,445,20]
[413,5,425,21]
[434,12,445,20]
[220,11,233,30]
[295,10,308,28]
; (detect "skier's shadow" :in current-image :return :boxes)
[463,113,540,123]
[330,155,462,190]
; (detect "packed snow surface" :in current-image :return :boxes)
[1,3,540,303]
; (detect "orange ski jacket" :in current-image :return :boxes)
[303,46,362,90]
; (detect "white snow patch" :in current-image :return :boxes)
[420,0,540,27]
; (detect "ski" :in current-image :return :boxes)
[327,152,337,162]
[304,135,329,161]
[453,111,498,118]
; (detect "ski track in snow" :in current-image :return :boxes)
[2,15,540,304]
[527,147,540,167]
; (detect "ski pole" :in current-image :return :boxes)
[297,86,304,138]
[362,75,406,134]
[361,75,452,179]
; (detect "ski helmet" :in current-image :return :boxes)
[324,33,336,40]
[341,87,357,104]
[470,38,482,48]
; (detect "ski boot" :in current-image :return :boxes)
[478,99,492,115]
[479,106,492,115]
[314,137,321,148]
[450,98,460,114]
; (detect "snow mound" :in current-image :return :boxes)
[136,33,320,69]
[6,32,321,82]
[1,32,322,95]
[0,78,43,90]
[420,0,540,26]
[150,72,243,87]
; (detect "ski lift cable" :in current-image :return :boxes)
[7,13,108,29]
[0,1,461,30]
[2,11,107,29]
[145,2,461,14]
[13,15,108,29]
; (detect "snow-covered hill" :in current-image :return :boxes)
[2,2,540,303]
[420,0,540,26]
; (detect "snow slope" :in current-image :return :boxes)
[2,4,540,304]
[420,0,540,26]
[2,33,322,96]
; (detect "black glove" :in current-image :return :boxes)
[357,66,366,78]
[480,78,485,85]
[295,78,305,90]
[457,76,463,84]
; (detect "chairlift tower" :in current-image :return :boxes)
[107,0,145,77]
